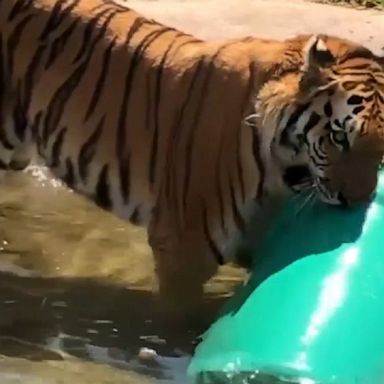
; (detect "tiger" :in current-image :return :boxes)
[1,0,384,318]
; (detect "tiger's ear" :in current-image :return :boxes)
[299,35,335,95]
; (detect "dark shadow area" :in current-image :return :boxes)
[0,272,227,381]
[223,196,369,316]
[193,198,371,384]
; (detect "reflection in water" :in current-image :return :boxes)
[0,166,245,383]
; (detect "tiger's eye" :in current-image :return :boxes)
[330,131,350,151]
[331,131,347,143]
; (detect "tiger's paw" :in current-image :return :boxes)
[154,280,220,333]
[9,157,30,171]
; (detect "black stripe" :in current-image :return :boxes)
[164,55,205,206]
[324,101,333,118]
[23,44,49,116]
[311,141,327,163]
[116,27,173,158]
[363,80,377,91]
[338,48,375,65]
[338,65,374,73]
[144,67,153,133]
[31,111,42,140]
[130,207,141,225]
[347,95,364,105]
[229,175,246,234]
[236,63,256,204]
[63,157,75,188]
[73,7,115,63]
[361,93,374,102]
[8,0,34,21]
[215,134,228,237]
[302,112,321,138]
[7,14,35,75]
[95,164,112,210]
[0,127,14,150]
[84,38,116,121]
[310,153,327,168]
[251,128,265,201]
[45,18,79,69]
[353,105,365,115]
[115,17,149,158]
[337,70,371,78]
[376,91,384,104]
[12,100,27,142]
[118,154,131,203]
[202,201,224,265]
[341,81,358,91]
[99,0,129,12]
[276,104,290,128]
[286,103,311,127]
[270,65,298,82]
[39,0,80,41]
[42,9,116,145]
[235,132,246,204]
[333,119,342,129]
[148,34,185,187]
[124,17,147,45]
[182,49,224,211]
[50,127,67,168]
[157,42,203,204]
[280,102,310,148]
[78,117,104,181]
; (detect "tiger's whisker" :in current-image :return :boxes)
[294,189,316,216]
[290,179,316,202]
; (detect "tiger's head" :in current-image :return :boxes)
[252,34,384,206]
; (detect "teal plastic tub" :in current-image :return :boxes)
[189,171,384,384]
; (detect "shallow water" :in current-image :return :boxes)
[0,166,245,383]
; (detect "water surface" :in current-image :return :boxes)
[0,166,245,383]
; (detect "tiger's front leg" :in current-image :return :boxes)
[148,208,219,327]
[0,133,33,181]
[0,99,33,179]
[9,141,33,171]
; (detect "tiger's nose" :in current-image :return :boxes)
[337,170,378,207]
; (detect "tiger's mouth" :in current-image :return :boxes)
[282,165,314,192]
[283,166,348,206]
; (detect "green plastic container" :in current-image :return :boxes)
[188,171,384,384]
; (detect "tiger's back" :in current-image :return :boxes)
[0,0,263,232]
